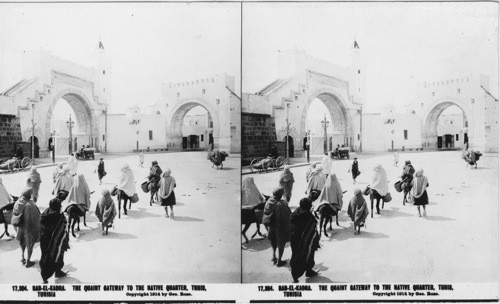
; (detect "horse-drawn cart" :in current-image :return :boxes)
[76,148,96,160]
[249,156,285,173]
[332,147,350,159]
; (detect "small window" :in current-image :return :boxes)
[457,89,461,93]
[149,130,153,140]
[465,121,469,128]
[177,93,180,97]
[432,92,435,96]
[209,122,214,128]
[103,70,105,75]
[201,134,204,141]
[456,134,459,140]
[357,134,360,140]
[195,121,198,125]
[358,70,360,74]
[404,130,408,140]
[202,89,206,94]
[102,134,105,141]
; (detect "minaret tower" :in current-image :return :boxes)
[350,38,366,105]
[94,39,112,106]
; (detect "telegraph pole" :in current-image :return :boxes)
[31,103,35,165]
[286,102,290,165]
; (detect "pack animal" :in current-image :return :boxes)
[66,191,93,238]
[0,195,17,239]
[310,189,343,239]
[241,195,269,243]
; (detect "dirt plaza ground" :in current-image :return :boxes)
[0,151,240,284]
[242,151,499,284]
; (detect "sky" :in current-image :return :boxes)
[243,2,498,112]
[0,3,241,115]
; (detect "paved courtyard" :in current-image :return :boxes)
[0,151,240,284]
[242,151,499,283]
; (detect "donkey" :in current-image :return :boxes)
[401,178,412,205]
[0,195,17,239]
[241,195,269,243]
[66,190,93,238]
[311,189,346,239]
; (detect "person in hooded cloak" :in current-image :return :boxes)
[158,169,177,218]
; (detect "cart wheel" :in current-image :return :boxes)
[21,157,31,168]
[275,156,285,169]
[250,158,259,173]
[262,160,270,172]
[8,160,17,172]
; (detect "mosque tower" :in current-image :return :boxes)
[350,38,366,105]
[94,39,112,106]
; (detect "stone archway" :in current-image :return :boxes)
[166,98,220,151]
[422,100,471,149]
[44,88,95,154]
[300,88,350,152]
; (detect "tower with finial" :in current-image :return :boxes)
[94,38,112,106]
[351,37,366,105]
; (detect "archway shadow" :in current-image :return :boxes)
[74,229,137,242]
[242,237,271,252]
[424,215,455,221]
[0,236,20,253]
[121,207,162,220]
[172,216,204,222]
[377,207,413,219]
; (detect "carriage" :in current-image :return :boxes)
[249,156,286,173]
[332,147,350,159]
[0,157,32,172]
[207,150,228,169]
[76,148,96,160]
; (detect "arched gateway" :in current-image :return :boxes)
[158,74,241,153]
[0,49,109,157]
[412,74,498,152]
[242,46,365,156]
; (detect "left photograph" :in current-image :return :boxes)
[0,3,241,283]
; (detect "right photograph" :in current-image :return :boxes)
[241,2,498,284]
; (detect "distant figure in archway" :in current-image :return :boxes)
[15,145,24,159]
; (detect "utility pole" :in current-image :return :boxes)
[66,114,75,154]
[286,102,290,165]
[31,103,35,165]
[321,114,329,155]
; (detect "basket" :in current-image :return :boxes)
[0,210,13,224]
[362,186,371,196]
[394,180,403,193]
[141,181,149,193]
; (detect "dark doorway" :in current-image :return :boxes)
[27,136,40,158]
[182,137,188,149]
[464,133,468,145]
[283,136,294,158]
[444,134,453,148]
[437,136,443,149]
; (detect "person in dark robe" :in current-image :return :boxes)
[15,145,24,159]
[269,145,278,158]
[279,166,295,203]
[11,188,40,268]
[148,161,163,205]
[95,188,117,235]
[349,157,361,184]
[262,188,291,267]
[347,188,369,234]
[401,160,415,192]
[40,191,70,283]
[95,158,106,185]
[159,169,177,218]
[290,197,320,283]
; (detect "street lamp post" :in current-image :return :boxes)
[51,131,56,163]
[31,103,35,165]
[66,114,75,155]
[306,130,310,163]
[136,130,140,152]
[286,102,290,165]
[321,114,329,155]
